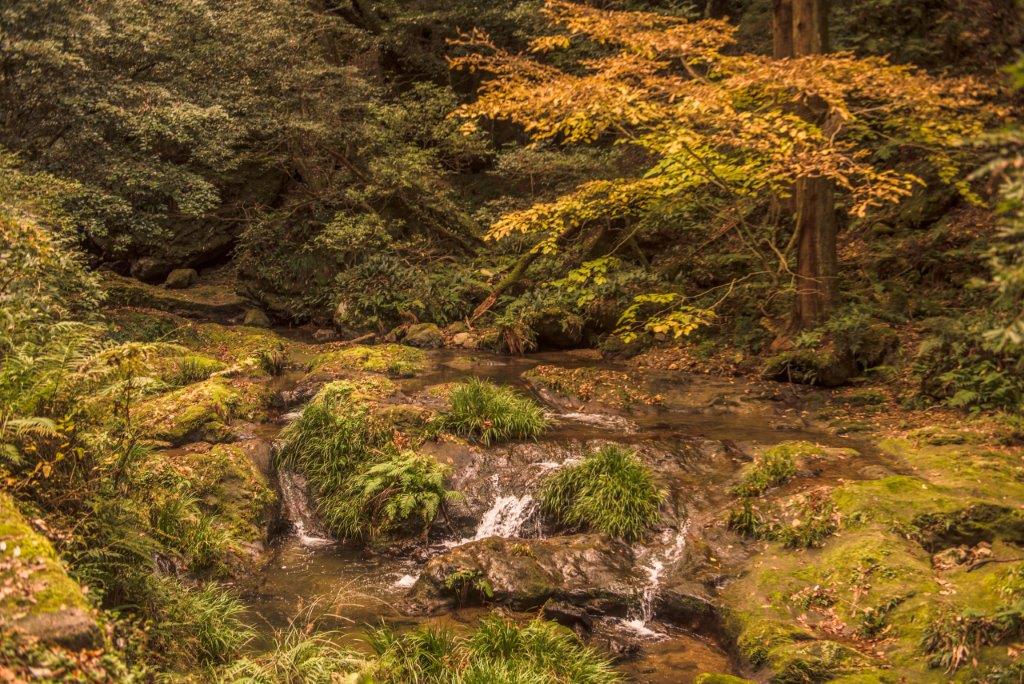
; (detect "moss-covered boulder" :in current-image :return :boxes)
[310,344,425,378]
[150,443,277,563]
[403,323,444,349]
[406,535,641,615]
[722,437,1024,682]
[0,494,99,650]
[135,376,268,445]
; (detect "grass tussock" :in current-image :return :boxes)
[732,442,810,498]
[214,627,361,683]
[539,445,663,541]
[365,614,619,683]
[433,378,547,445]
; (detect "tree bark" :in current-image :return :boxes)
[772,0,794,59]
[777,0,837,329]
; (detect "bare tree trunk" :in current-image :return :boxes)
[772,0,794,59]
[780,0,837,329]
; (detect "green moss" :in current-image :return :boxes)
[311,344,426,378]
[154,443,276,548]
[733,441,818,497]
[694,675,755,684]
[135,376,268,444]
[0,493,89,619]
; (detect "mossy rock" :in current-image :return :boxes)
[102,272,251,322]
[152,443,277,553]
[403,323,444,349]
[135,376,268,444]
[763,348,856,387]
[0,494,99,650]
[310,344,426,378]
[694,675,755,684]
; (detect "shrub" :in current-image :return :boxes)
[433,379,547,445]
[539,445,663,540]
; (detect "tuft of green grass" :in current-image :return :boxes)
[433,378,547,445]
[733,443,804,498]
[169,354,226,386]
[365,615,619,683]
[214,627,360,683]
[539,445,663,540]
[156,579,254,666]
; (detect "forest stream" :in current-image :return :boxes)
[236,335,888,682]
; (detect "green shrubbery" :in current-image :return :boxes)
[539,445,663,540]
[365,615,619,683]
[433,378,547,445]
[277,382,459,541]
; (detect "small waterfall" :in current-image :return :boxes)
[474,494,537,539]
[446,493,537,548]
[622,523,690,637]
[278,470,333,547]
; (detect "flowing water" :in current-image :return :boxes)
[246,346,882,681]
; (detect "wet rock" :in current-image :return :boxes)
[653,583,723,637]
[243,308,271,328]
[313,328,338,343]
[405,534,641,615]
[542,599,594,632]
[451,332,477,349]
[164,268,198,289]
[130,256,173,283]
[404,323,444,349]
[590,631,643,662]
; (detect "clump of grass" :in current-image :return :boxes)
[733,443,806,497]
[169,354,225,386]
[539,445,663,540]
[214,627,360,683]
[433,378,547,445]
[156,579,254,666]
[365,615,619,683]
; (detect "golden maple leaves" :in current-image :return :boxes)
[449,0,995,240]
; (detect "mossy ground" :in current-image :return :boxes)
[309,343,426,378]
[721,435,1024,682]
[0,493,90,621]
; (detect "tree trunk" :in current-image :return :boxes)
[772,0,794,58]
[777,0,837,329]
